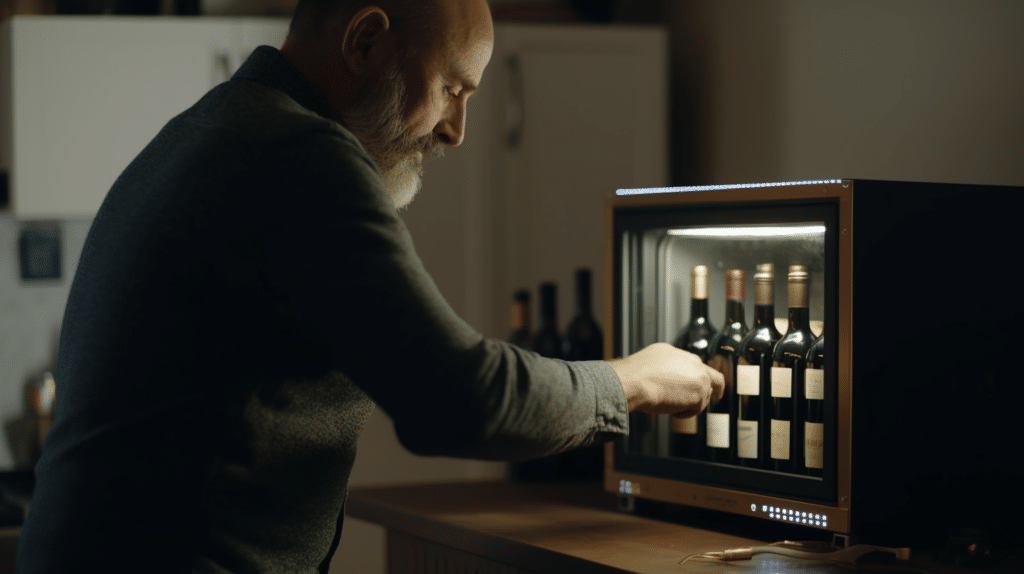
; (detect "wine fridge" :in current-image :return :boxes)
[603,179,1024,548]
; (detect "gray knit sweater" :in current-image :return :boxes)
[16,46,627,574]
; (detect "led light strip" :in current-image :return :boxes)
[666,225,826,237]
[615,179,843,196]
[759,504,829,528]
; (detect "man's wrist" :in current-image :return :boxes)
[607,358,645,413]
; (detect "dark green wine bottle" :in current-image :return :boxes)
[706,269,748,464]
[770,265,814,474]
[671,265,716,459]
[804,334,825,477]
[736,264,782,469]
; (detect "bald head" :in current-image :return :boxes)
[281,0,494,208]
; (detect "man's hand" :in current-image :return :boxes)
[606,343,725,419]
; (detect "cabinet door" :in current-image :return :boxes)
[491,25,669,340]
[7,16,234,218]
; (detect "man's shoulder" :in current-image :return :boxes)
[186,77,362,154]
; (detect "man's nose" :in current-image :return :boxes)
[434,99,466,147]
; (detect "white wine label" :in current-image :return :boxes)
[737,365,760,396]
[805,422,824,469]
[706,413,730,448]
[737,420,758,459]
[805,368,825,400]
[770,419,790,460]
[672,416,698,434]
[771,367,792,398]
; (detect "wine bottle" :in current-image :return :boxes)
[513,282,563,481]
[532,282,562,359]
[507,290,532,349]
[671,265,716,458]
[563,268,604,360]
[735,264,782,469]
[559,269,606,480]
[705,269,748,464]
[770,265,815,474]
[804,334,825,477]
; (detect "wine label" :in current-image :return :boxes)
[805,422,824,469]
[771,367,792,398]
[737,365,759,396]
[770,419,790,460]
[672,416,698,434]
[706,413,729,448]
[805,368,824,400]
[737,420,758,459]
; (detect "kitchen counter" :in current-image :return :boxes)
[345,480,1021,574]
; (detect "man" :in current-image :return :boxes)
[17,1,723,572]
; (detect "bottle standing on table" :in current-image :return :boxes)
[531,282,562,359]
[705,269,748,464]
[804,334,825,477]
[563,268,604,361]
[560,268,606,480]
[671,264,717,459]
[735,264,783,469]
[770,265,815,474]
[511,282,561,481]
[507,290,532,349]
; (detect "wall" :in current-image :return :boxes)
[0,216,90,469]
[669,0,1024,187]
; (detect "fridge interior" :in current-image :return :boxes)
[619,219,829,466]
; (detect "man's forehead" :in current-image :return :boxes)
[432,0,493,46]
[432,0,493,83]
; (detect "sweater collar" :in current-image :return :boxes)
[232,46,342,124]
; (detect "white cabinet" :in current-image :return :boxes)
[0,16,289,219]
[400,24,668,341]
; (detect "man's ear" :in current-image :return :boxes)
[342,6,394,75]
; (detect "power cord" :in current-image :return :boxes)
[678,540,923,571]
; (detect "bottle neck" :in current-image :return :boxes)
[753,303,775,327]
[689,297,709,320]
[724,299,745,325]
[787,306,810,332]
[511,302,529,330]
[576,285,592,316]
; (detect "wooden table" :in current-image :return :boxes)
[346,481,1019,574]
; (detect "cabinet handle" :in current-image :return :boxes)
[505,54,524,150]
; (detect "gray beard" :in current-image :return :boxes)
[341,56,444,209]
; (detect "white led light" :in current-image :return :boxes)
[666,224,826,238]
[762,505,768,512]
[616,179,844,196]
[815,514,821,520]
